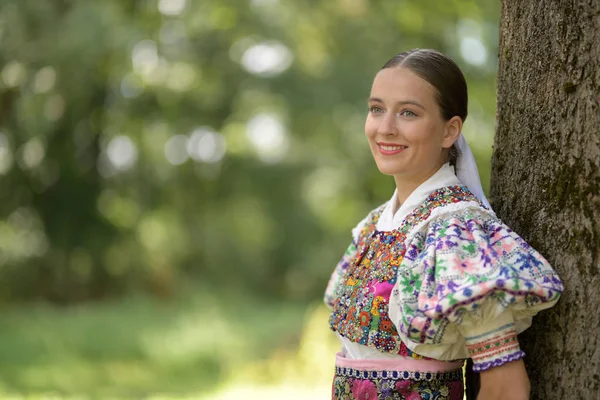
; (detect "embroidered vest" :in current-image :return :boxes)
[328,185,482,357]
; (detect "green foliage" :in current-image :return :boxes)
[0,283,312,398]
[0,0,499,303]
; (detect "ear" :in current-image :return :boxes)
[442,116,463,148]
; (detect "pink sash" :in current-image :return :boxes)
[335,352,464,373]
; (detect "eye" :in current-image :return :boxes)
[399,110,417,117]
[369,105,384,114]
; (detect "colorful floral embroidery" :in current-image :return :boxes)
[332,365,464,399]
[328,186,481,357]
[324,204,386,309]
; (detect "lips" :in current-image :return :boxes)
[377,142,408,155]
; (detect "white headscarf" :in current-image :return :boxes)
[454,134,492,210]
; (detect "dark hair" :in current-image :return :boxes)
[382,49,466,166]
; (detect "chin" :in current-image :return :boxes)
[375,163,404,176]
[372,151,409,177]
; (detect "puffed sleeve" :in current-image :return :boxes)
[388,206,563,372]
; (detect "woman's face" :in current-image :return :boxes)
[365,67,458,182]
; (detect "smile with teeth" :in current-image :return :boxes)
[377,143,408,155]
[379,145,407,151]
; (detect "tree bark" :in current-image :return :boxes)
[491,0,600,398]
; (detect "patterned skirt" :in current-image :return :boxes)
[332,353,464,400]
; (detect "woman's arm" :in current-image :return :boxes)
[477,359,530,400]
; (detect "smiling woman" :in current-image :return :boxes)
[365,66,462,199]
[324,49,564,400]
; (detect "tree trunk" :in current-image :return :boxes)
[490,0,600,398]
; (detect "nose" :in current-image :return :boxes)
[377,113,398,136]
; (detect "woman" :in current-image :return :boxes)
[324,49,563,400]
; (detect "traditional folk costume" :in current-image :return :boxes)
[324,136,563,400]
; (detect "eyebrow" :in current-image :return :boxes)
[368,97,425,110]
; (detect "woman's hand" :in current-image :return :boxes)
[477,359,530,400]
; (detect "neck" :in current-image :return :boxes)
[392,163,445,212]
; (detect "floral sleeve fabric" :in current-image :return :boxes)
[389,206,563,370]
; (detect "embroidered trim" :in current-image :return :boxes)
[467,333,520,361]
[335,366,463,382]
[333,364,465,399]
[464,323,524,371]
[471,351,526,372]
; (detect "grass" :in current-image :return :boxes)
[0,283,338,399]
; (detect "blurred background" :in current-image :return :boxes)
[0,0,499,398]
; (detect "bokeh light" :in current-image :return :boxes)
[158,0,187,16]
[246,113,290,164]
[1,60,26,88]
[19,137,45,170]
[187,127,226,163]
[241,41,293,77]
[107,135,138,172]
[460,37,488,66]
[0,133,13,175]
[164,134,189,165]
[132,40,159,77]
[32,66,57,94]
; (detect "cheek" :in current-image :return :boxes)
[364,119,377,138]
[405,121,442,145]
[401,128,427,145]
